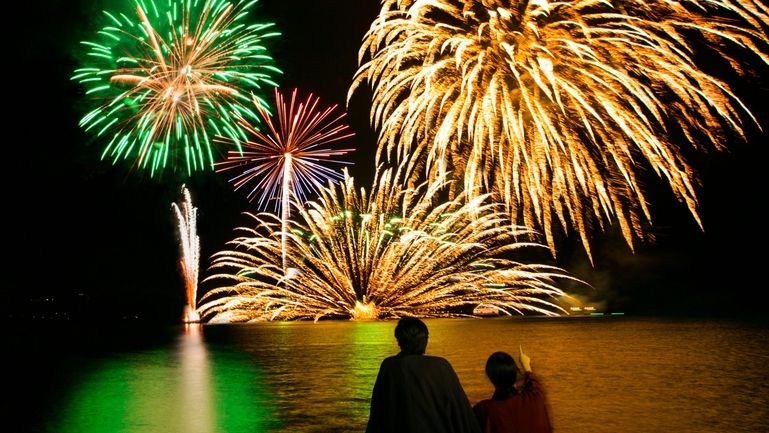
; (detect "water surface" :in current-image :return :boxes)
[15,317,769,432]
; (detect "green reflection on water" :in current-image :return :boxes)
[45,325,279,433]
[208,343,280,432]
[339,321,394,428]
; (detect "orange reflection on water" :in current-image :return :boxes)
[180,324,214,433]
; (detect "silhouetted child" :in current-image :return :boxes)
[473,346,552,433]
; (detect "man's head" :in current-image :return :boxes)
[485,351,518,390]
[394,317,429,354]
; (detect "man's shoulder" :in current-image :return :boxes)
[380,354,454,373]
[383,354,450,364]
[421,355,452,366]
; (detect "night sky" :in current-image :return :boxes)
[5,0,767,323]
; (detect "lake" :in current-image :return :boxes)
[10,316,769,432]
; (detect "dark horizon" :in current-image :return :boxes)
[4,0,767,324]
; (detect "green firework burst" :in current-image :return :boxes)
[73,0,282,176]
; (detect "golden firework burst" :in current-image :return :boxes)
[198,165,580,322]
[351,0,769,260]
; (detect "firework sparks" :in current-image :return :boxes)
[215,88,355,210]
[215,88,355,268]
[351,0,769,260]
[197,165,579,323]
[172,185,200,322]
[73,0,281,176]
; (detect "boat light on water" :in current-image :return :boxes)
[473,305,499,316]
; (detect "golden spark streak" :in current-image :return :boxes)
[172,185,200,319]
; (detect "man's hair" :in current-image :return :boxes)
[394,317,429,354]
[485,351,518,390]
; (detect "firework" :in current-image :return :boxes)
[215,88,355,268]
[197,165,579,322]
[172,185,200,322]
[351,0,769,259]
[73,0,281,176]
[215,88,355,210]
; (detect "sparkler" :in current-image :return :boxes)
[215,88,355,269]
[351,0,769,259]
[197,165,579,323]
[73,0,281,176]
[172,185,200,322]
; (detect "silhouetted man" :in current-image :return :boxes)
[366,317,481,433]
